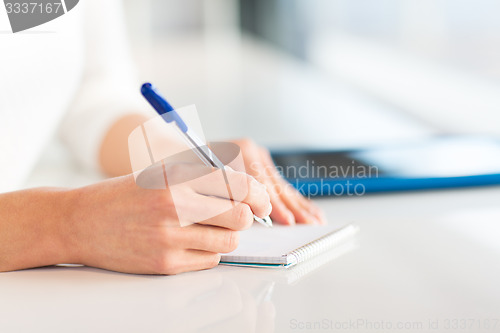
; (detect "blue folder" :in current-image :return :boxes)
[271,136,500,196]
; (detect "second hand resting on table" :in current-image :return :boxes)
[230,138,326,226]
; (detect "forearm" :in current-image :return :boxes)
[0,162,271,275]
[99,113,188,178]
[0,188,75,272]
[99,114,148,177]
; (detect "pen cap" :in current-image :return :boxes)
[141,83,174,113]
[141,83,188,133]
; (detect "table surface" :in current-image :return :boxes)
[1,185,499,333]
[3,36,500,333]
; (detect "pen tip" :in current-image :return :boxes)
[254,215,273,227]
[263,216,273,228]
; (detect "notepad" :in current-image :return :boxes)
[220,223,359,268]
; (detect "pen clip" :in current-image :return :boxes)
[141,83,188,133]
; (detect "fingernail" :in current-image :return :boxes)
[287,211,296,225]
[267,202,273,215]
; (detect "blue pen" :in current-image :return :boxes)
[141,83,273,228]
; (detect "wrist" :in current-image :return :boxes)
[54,186,86,265]
[32,186,84,266]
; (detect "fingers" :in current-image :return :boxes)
[277,190,321,225]
[272,173,326,225]
[241,178,272,218]
[154,208,252,275]
[271,172,325,224]
[188,168,271,219]
[268,186,296,225]
[179,250,221,273]
[249,149,296,225]
[173,224,241,253]
[173,190,270,230]
[258,147,327,225]
[198,202,256,231]
[295,194,327,224]
[156,249,221,275]
[169,191,234,225]
[188,167,246,199]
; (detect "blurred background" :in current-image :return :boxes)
[123,0,500,148]
[26,0,500,187]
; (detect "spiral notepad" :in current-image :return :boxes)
[220,223,359,268]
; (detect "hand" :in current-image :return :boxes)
[231,139,326,225]
[63,164,271,275]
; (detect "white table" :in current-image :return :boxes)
[1,185,499,333]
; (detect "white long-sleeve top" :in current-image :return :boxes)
[0,0,147,192]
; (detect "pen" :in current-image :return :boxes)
[141,83,273,228]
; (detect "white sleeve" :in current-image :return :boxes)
[59,0,151,172]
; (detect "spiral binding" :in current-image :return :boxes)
[288,224,359,265]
